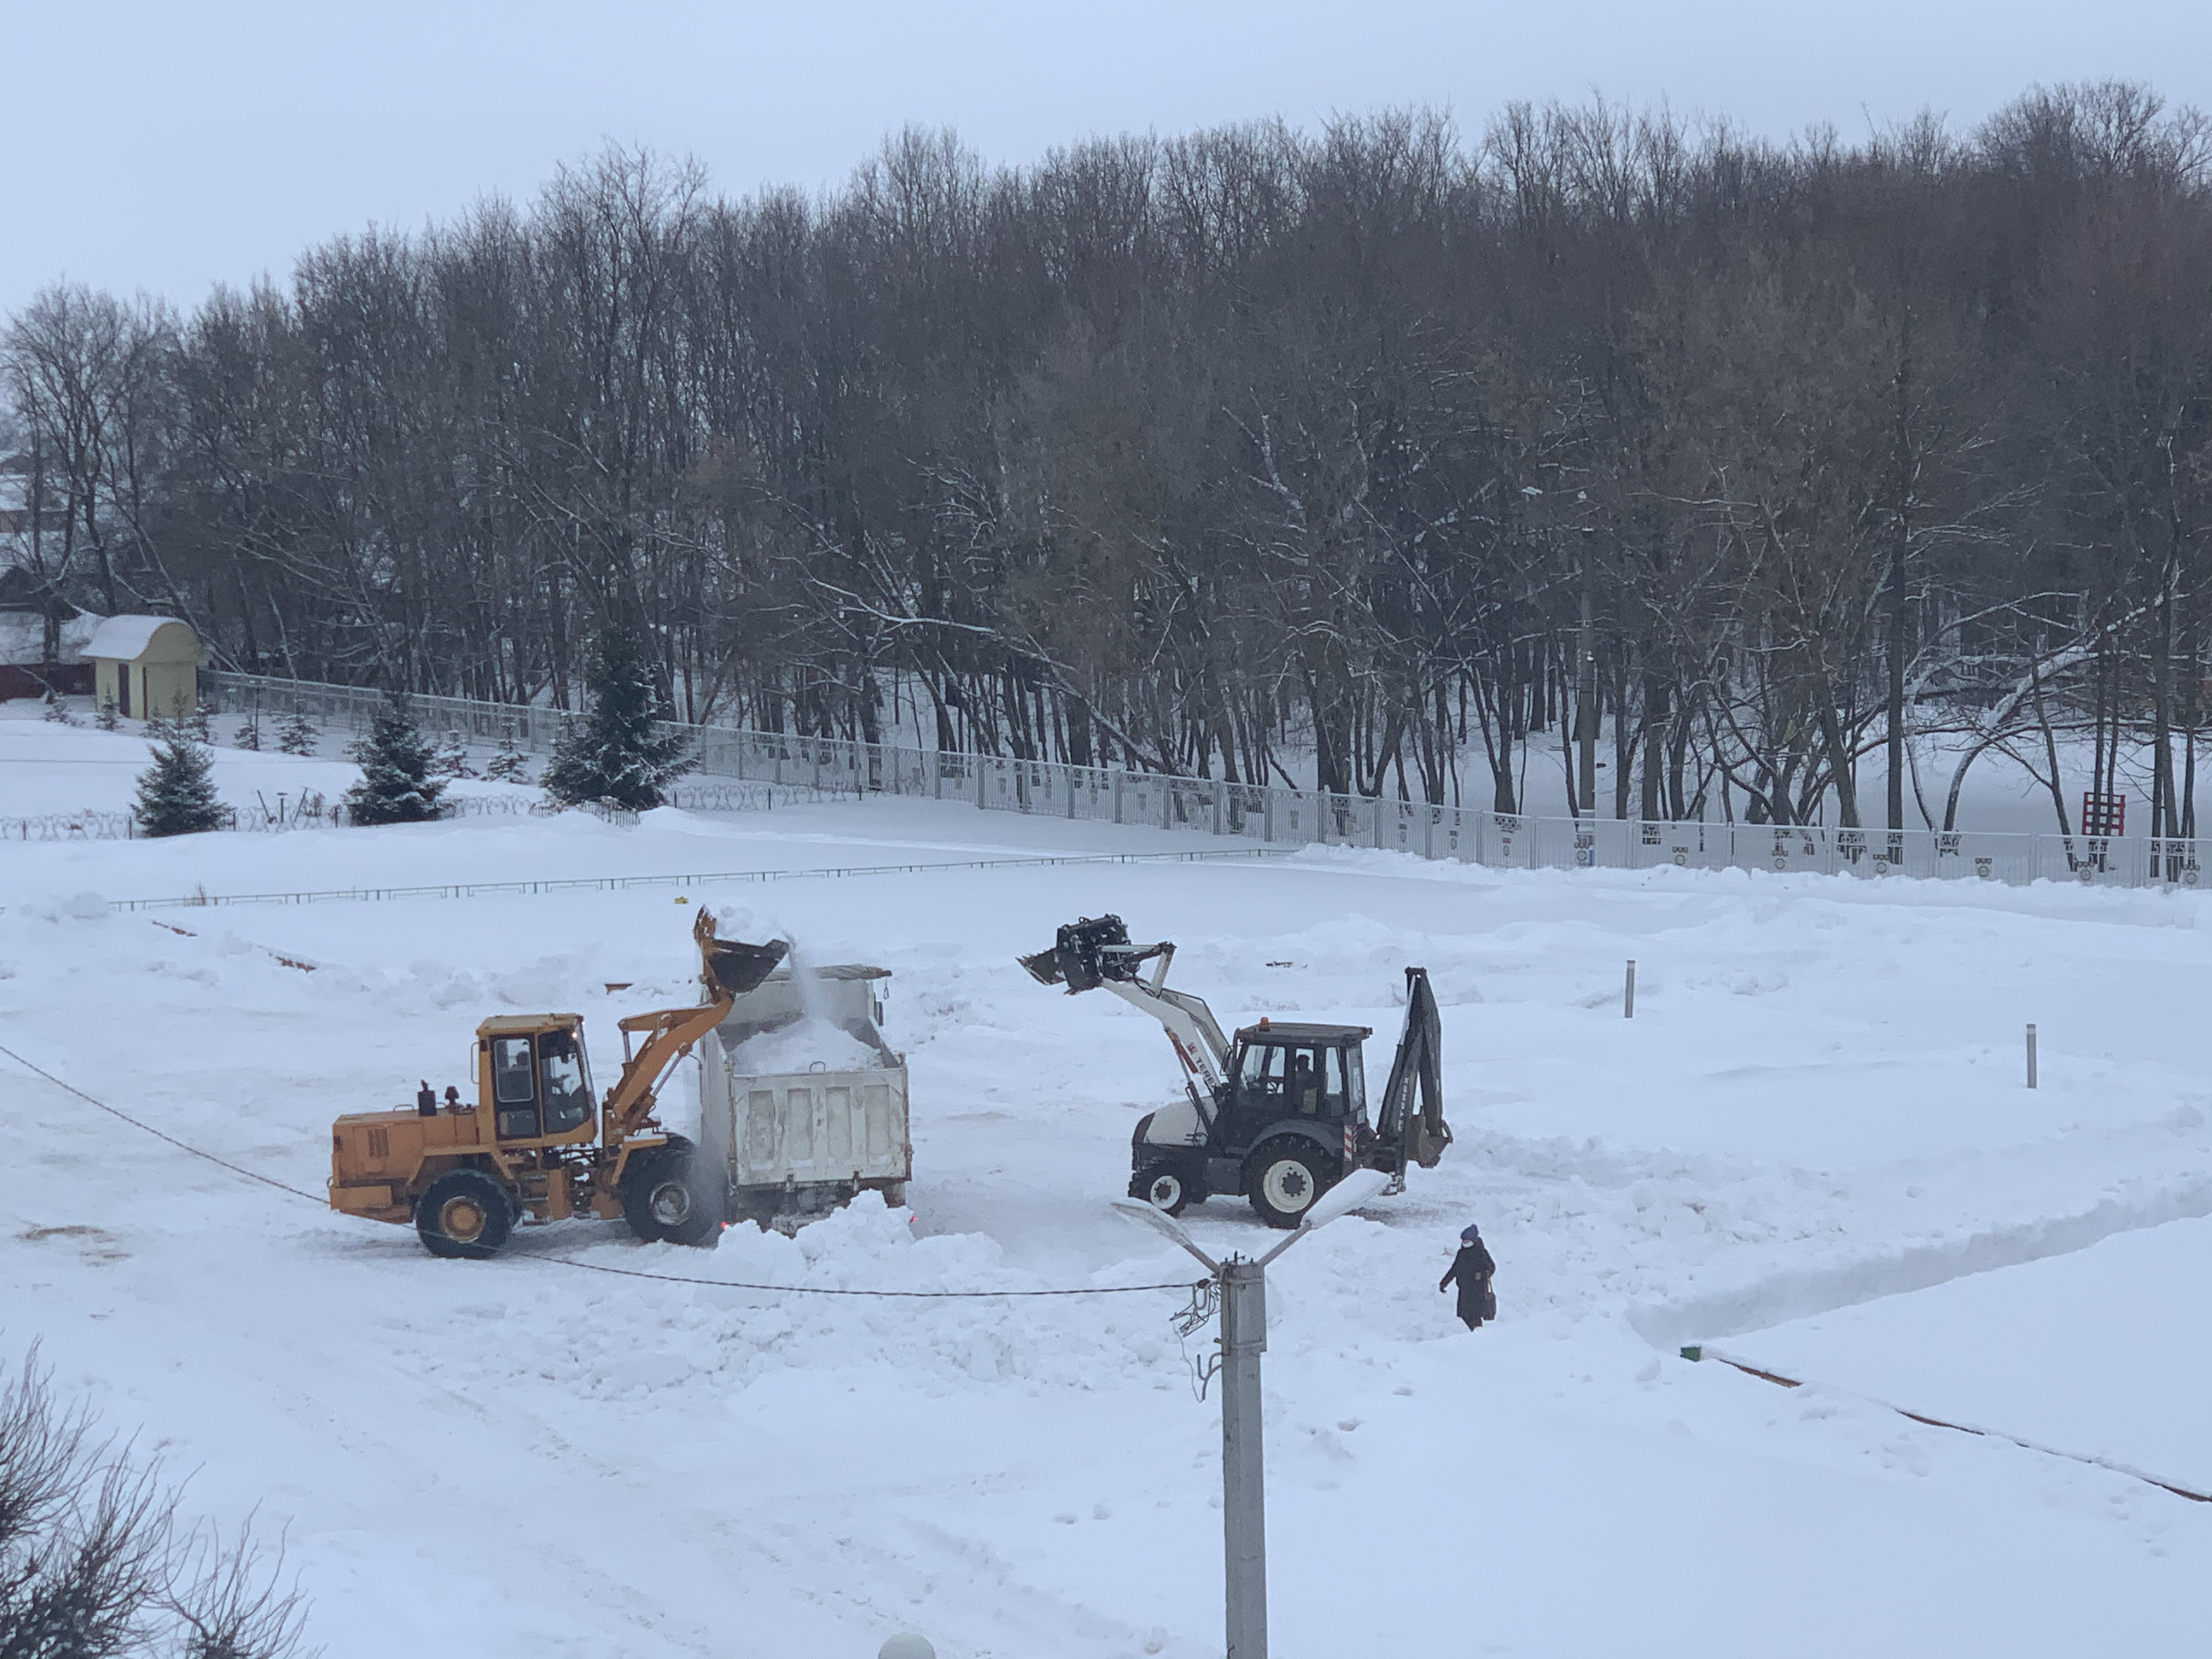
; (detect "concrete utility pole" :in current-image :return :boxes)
[1115,1169,1389,1659]
[1219,1259,1268,1653]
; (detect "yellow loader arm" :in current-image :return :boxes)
[603,911,788,1143]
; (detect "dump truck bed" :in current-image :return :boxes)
[695,963,911,1228]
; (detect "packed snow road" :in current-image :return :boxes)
[4,798,2210,1656]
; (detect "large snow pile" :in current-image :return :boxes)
[3,798,2210,1656]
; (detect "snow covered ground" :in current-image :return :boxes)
[1714,1215,2212,1499]
[4,716,2212,1656]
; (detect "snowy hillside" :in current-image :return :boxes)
[4,747,2210,1654]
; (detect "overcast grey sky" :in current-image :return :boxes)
[8,0,2212,317]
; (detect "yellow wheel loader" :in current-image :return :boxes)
[328,911,786,1258]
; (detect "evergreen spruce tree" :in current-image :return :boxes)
[134,735,227,836]
[342,694,447,826]
[95,696,120,731]
[235,714,263,751]
[541,621,694,810]
[41,690,77,725]
[275,707,319,755]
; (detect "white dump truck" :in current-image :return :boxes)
[695,961,912,1229]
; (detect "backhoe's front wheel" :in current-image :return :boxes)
[1131,1160,1199,1217]
[1245,1139,1333,1230]
[623,1141,719,1246]
[415,1169,515,1259]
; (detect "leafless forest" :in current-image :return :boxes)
[8,82,2212,831]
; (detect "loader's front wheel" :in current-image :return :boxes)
[1245,1139,1332,1230]
[415,1169,515,1259]
[1131,1161,1197,1217]
[623,1143,719,1247]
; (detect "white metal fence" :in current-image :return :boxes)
[205,673,2210,891]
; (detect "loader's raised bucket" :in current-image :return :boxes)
[697,918,789,998]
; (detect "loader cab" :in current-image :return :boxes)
[1225,1021,1371,1133]
[476,1015,597,1144]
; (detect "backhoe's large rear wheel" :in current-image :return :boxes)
[1244,1139,1333,1230]
[415,1169,516,1259]
[622,1141,719,1246]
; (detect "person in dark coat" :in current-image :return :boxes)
[1438,1223,1497,1329]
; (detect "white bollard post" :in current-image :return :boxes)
[2026,1023,2038,1089]
[1624,959,1636,1019]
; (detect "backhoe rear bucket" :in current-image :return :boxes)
[1377,966,1451,1170]
[696,912,789,998]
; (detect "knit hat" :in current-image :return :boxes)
[1460,1224,1481,1243]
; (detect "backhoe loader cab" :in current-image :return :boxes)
[329,913,789,1259]
[1023,914,1451,1227]
[1226,1023,1371,1133]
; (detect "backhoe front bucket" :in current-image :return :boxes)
[1019,914,1132,994]
[696,912,789,998]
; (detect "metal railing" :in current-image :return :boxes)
[205,673,2209,891]
[2,778,837,843]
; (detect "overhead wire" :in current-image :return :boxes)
[0,1039,1203,1302]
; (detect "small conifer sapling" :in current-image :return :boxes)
[434,730,477,778]
[486,733,532,783]
[276,708,319,756]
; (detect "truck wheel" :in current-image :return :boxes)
[1131,1161,1197,1216]
[623,1144,718,1246]
[415,1169,515,1259]
[1245,1139,1331,1229]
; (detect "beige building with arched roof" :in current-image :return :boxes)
[87,614,200,722]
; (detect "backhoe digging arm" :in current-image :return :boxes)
[1375,966,1449,1176]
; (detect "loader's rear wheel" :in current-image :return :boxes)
[1245,1139,1332,1230]
[623,1143,718,1246]
[1131,1161,1197,1217]
[415,1169,515,1259]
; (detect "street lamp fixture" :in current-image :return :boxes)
[1113,1167,1390,1659]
